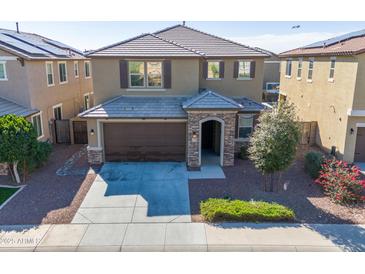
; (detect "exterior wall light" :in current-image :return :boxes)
[90,129,95,136]
[192,131,197,139]
[350,128,354,135]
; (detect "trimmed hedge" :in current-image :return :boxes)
[200,198,295,222]
[304,151,324,179]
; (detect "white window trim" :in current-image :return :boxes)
[265,82,280,93]
[328,57,336,82]
[128,61,163,89]
[206,60,222,80]
[74,61,79,78]
[58,61,68,84]
[307,57,314,82]
[83,93,90,110]
[285,58,292,78]
[237,114,254,141]
[52,103,63,120]
[45,61,54,87]
[84,61,91,79]
[31,112,44,140]
[296,58,303,80]
[236,60,252,80]
[0,61,8,81]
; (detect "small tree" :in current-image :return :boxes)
[0,114,38,183]
[248,102,300,192]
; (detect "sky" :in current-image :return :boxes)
[1,21,365,54]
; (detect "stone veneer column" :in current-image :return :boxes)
[186,111,237,169]
[87,146,103,165]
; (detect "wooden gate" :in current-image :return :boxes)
[73,121,88,144]
[55,119,71,144]
[354,127,365,162]
[299,121,317,145]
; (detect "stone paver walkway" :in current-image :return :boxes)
[1,223,364,252]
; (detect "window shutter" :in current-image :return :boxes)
[219,61,225,78]
[119,60,128,88]
[202,61,208,79]
[163,60,172,89]
[250,61,256,78]
[233,61,239,78]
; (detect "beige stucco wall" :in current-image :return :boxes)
[280,56,360,161]
[91,58,200,104]
[199,58,265,102]
[0,49,30,106]
[352,53,365,109]
[25,59,93,141]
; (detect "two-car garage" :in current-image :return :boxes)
[103,122,186,162]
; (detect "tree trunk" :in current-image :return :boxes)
[13,161,21,184]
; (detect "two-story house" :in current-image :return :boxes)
[80,24,268,170]
[279,29,365,163]
[0,28,93,143]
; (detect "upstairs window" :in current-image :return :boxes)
[129,61,145,87]
[84,61,91,78]
[307,58,314,81]
[238,114,254,139]
[238,61,251,79]
[329,57,336,81]
[207,61,220,79]
[297,58,303,79]
[147,62,162,87]
[285,59,292,77]
[84,93,90,110]
[45,62,54,86]
[0,61,8,81]
[128,61,162,88]
[58,61,68,84]
[74,61,79,78]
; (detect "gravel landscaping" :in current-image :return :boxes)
[0,144,98,225]
[189,158,365,224]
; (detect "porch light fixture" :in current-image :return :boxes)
[350,128,354,135]
[192,131,198,139]
[90,129,95,136]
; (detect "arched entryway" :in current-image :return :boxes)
[199,117,224,166]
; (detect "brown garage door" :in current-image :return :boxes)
[103,122,186,162]
[354,127,365,162]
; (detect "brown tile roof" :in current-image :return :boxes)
[88,24,268,58]
[280,30,365,57]
[155,25,268,57]
[88,33,200,57]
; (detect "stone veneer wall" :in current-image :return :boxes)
[186,111,237,168]
[0,163,9,176]
[87,146,103,165]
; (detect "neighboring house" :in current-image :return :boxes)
[0,28,93,143]
[279,29,365,163]
[80,24,268,169]
[255,47,280,102]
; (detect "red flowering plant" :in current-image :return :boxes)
[315,159,365,204]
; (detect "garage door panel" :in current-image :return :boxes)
[104,123,186,162]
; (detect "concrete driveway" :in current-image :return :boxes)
[72,162,191,224]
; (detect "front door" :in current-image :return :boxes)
[354,127,365,162]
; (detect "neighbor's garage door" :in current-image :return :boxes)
[354,127,365,162]
[103,122,186,162]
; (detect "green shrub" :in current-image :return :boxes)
[200,198,295,222]
[239,145,249,159]
[304,151,324,179]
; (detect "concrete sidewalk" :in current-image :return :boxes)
[0,223,364,252]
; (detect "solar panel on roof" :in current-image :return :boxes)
[44,39,82,54]
[304,29,365,49]
[0,33,48,55]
